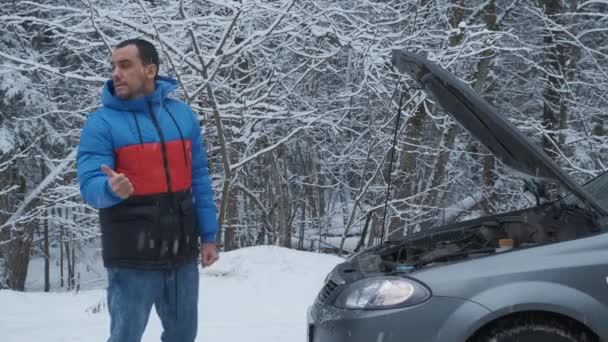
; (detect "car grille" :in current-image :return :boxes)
[316,279,338,304]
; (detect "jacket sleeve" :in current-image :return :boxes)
[189,107,219,243]
[76,112,122,209]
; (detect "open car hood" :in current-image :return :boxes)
[391,50,607,216]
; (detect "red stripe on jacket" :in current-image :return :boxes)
[115,140,192,196]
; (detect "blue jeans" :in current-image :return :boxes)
[106,262,199,342]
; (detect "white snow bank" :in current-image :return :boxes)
[0,246,343,342]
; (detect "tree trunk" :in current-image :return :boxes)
[60,221,64,288]
[298,200,306,250]
[4,226,33,291]
[44,211,50,292]
[270,150,291,248]
[541,0,565,156]
[475,0,499,215]
[368,210,383,247]
[223,186,238,251]
[386,101,427,240]
[264,153,277,244]
[2,175,35,290]
[417,0,465,230]
[70,234,76,289]
[560,0,579,147]
[281,153,292,248]
[382,0,435,241]
[65,233,71,289]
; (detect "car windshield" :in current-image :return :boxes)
[563,171,608,213]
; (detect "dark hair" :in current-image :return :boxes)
[116,38,160,77]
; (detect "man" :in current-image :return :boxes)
[76,38,219,342]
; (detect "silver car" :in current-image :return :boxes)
[307,51,608,342]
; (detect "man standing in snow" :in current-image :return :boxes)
[76,38,219,342]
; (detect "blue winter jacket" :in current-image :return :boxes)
[77,76,218,244]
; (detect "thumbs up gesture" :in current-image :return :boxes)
[101,164,134,199]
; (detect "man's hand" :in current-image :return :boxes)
[101,164,134,199]
[201,243,219,268]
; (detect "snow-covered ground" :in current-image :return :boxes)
[0,246,343,342]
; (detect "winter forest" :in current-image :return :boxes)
[0,0,607,291]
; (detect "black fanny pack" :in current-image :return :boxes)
[99,189,199,270]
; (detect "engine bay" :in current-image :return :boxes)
[353,201,603,275]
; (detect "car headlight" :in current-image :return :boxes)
[334,276,430,310]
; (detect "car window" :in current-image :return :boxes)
[563,171,608,212]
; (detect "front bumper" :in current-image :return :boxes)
[307,296,490,342]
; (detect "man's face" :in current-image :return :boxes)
[110,45,156,99]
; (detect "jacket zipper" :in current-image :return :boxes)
[147,101,179,260]
[147,101,173,193]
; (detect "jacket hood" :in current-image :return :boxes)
[101,76,179,112]
[391,50,607,216]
